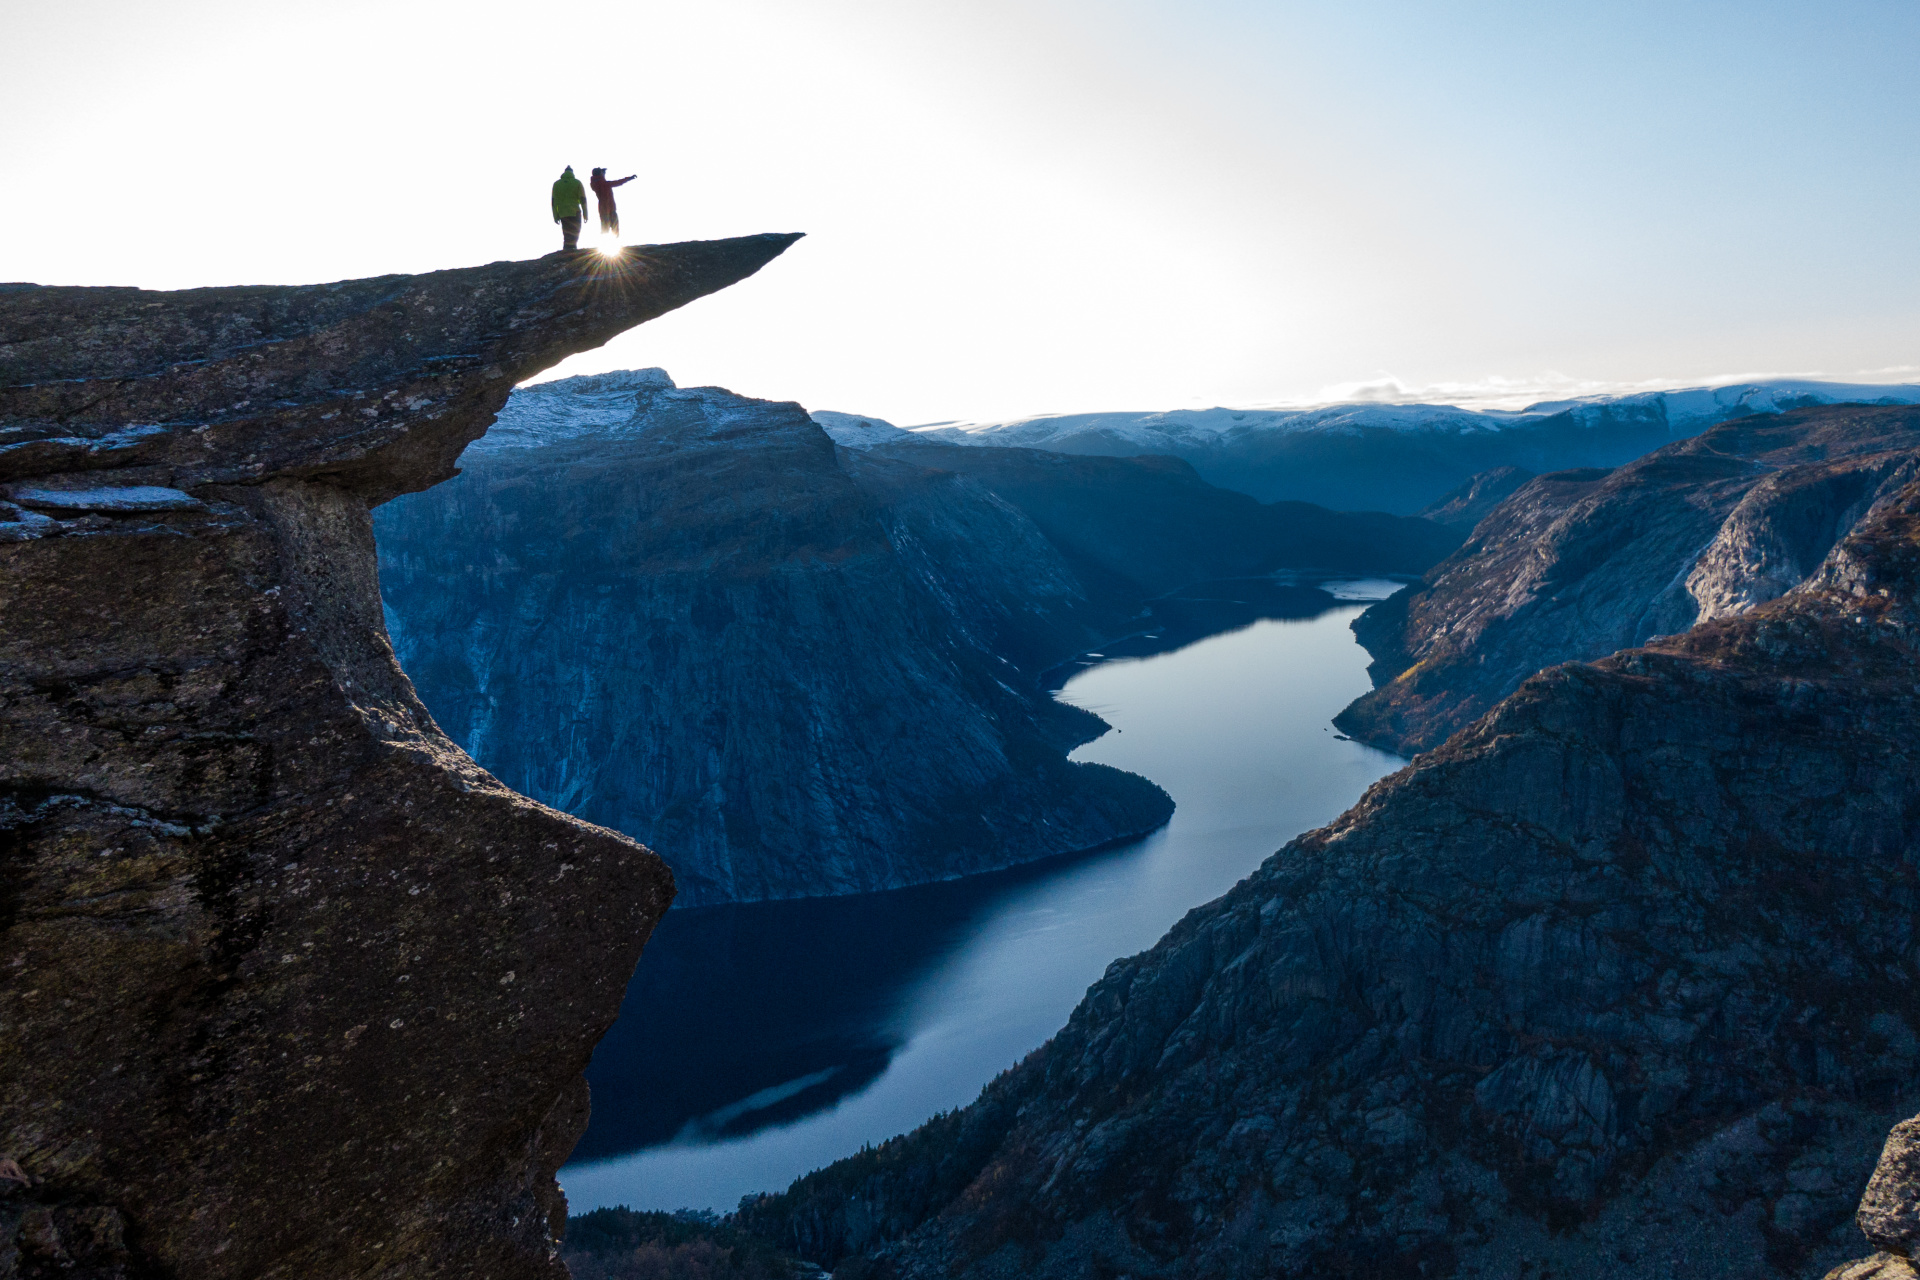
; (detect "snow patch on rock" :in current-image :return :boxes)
[811,411,913,448]
[468,368,678,455]
[475,369,815,455]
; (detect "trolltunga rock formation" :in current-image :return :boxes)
[0,236,797,1279]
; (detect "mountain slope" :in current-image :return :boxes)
[853,438,1459,588]
[376,375,1172,906]
[379,371,1460,906]
[1336,403,1920,755]
[737,471,1920,1280]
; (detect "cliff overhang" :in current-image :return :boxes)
[0,236,799,1279]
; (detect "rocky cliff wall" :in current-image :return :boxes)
[737,472,1920,1278]
[1336,404,1920,755]
[374,376,1172,906]
[0,238,796,1279]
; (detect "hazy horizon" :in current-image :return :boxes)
[5,0,1916,424]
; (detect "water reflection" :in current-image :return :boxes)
[1041,575,1398,687]
[562,579,1407,1213]
[572,854,1101,1158]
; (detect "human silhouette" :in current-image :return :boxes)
[551,166,589,252]
[590,168,636,238]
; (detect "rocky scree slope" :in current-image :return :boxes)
[374,371,1175,906]
[1337,403,1920,756]
[0,236,797,1280]
[737,474,1920,1279]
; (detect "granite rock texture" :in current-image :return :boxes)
[0,238,796,1279]
[738,475,1920,1278]
[1828,1258,1920,1280]
[374,375,1174,905]
[1827,1114,1920,1279]
[1859,1118,1920,1258]
[1336,404,1920,755]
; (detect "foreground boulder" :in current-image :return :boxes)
[0,238,795,1278]
[739,476,1920,1276]
[1825,1114,1920,1279]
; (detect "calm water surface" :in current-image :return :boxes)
[561,581,1406,1212]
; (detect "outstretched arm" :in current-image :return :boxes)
[611,175,636,187]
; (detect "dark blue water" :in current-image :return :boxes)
[560,580,1405,1213]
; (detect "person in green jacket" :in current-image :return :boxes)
[551,166,589,252]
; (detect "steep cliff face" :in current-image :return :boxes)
[739,476,1920,1278]
[1336,404,1920,755]
[0,238,796,1279]
[374,373,1172,906]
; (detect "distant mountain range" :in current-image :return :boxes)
[816,380,1920,513]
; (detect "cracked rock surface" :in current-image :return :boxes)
[0,237,796,1279]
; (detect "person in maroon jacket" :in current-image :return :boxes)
[590,168,636,238]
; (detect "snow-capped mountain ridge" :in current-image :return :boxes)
[809,379,1920,512]
[479,371,1920,512]
[468,368,800,455]
[813,379,1920,453]
[467,367,676,454]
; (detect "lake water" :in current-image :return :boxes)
[559,580,1406,1214]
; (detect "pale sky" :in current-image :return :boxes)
[3,0,1917,423]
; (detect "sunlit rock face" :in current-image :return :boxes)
[1336,404,1920,756]
[0,238,795,1280]
[738,474,1920,1279]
